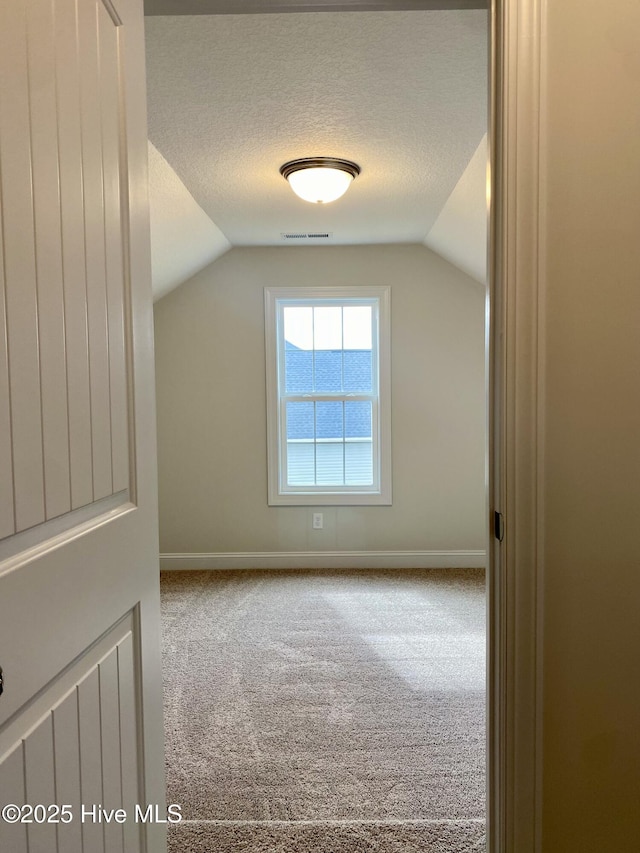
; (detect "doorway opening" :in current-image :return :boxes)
[145,4,491,851]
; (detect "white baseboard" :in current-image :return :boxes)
[159,550,486,571]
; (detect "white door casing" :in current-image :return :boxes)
[488,1,545,851]
[0,0,166,850]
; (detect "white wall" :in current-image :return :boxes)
[540,1,640,849]
[153,244,486,563]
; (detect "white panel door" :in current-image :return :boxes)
[0,0,166,850]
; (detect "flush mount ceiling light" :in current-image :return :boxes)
[280,157,361,204]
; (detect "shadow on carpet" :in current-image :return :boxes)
[161,568,486,852]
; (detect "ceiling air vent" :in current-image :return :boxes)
[281,232,333,240]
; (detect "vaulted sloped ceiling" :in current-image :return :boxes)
[148,142,230,300]
[145,9,488,299]
[423,133,487,283]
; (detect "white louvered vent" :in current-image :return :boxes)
[281,232,333,240]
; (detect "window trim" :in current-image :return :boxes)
[265,286,392,506]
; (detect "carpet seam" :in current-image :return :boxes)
[177,818,486,826]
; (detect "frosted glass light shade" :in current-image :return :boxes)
[280,158,360,205]
[288,167,352,204]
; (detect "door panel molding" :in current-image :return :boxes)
[0,491,131,574]
[0,610,145,851]
[0,0,136,542]
[0,609,138,762]
[102,0,124,25]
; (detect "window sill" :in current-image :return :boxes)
[267,489,392,507]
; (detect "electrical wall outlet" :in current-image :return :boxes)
[312,513,323,529]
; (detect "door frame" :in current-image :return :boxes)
[488,1,544,850]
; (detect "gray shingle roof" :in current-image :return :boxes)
[284,344,373,440]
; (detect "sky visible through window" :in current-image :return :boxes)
[284,305,372,351]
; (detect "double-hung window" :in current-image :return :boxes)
[265,287,391,505]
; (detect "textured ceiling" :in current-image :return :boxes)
[145,10,487,249]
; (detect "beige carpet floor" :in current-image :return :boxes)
[161,568,486,852]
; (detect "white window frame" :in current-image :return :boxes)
[265,286,391,506]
